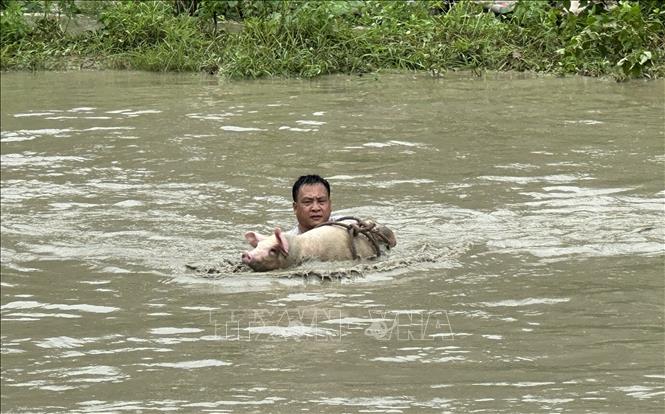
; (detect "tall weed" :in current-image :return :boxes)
[99,1,175,51]
[1,0,663,79]
[221,2,360,78]
[0,1,30,45]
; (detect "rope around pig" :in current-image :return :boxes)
[313,216,392,260]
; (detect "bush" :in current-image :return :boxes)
[220,2,362,78]
[1,0,663,79]
[99,1,176,51]
[0,1,30,45]
[580,1,663,79]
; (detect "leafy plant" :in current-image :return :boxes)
[1,0,663,79]
[99,1,175,51]
[0,1,29,45]
[555,0,663,78]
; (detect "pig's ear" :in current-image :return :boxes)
[244,231,266,247]
[274,227,289,256]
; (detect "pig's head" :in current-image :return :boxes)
[242,227,290,272]
[375,223,397,248]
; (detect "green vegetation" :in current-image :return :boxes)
[1,0,663,80]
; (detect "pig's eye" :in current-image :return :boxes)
[269,248,278,256]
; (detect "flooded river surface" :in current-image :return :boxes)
[1,71,663,413]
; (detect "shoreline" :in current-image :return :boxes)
[1,1,663,81]
[3,68,659,85]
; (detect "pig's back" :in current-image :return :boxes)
[298,222,377,261]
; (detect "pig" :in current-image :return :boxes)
[242,219,397,272]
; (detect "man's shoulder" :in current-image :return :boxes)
[286,225,301,236]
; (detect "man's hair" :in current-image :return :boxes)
[292,175,331,202]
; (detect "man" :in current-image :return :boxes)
[288,175,336,235]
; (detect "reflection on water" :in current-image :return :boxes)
[1,71,663,413]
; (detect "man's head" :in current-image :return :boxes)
[292,175,332,233]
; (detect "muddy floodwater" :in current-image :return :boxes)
[1,71,663,413]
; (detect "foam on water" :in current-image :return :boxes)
[0,153,88,167]
[244,325,338,338]
[149,327,204,335]
[1,301,119,314]
[221,125,267,132]
[138,359,232,369]
[479,298,570,307]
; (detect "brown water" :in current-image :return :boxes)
[1,71,663,413]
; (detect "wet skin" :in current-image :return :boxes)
[292,183,332,234]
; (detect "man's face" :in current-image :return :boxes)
[293,183,332,232]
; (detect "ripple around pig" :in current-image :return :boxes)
[184,242,465,281]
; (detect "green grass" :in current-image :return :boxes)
[1,0,663,80]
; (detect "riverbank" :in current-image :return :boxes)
[1,0,663,80]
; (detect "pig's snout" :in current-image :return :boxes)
[241,251,253,265]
